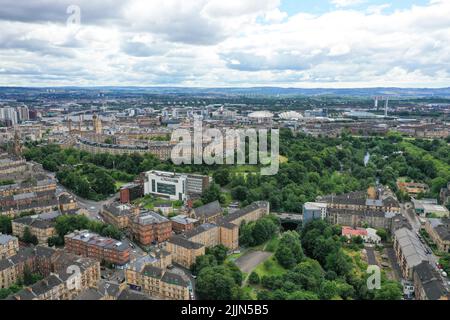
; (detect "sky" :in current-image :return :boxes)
[0,0,449,88]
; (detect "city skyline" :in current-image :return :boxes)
[0,0,449,88]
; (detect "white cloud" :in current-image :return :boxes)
[0,0,449,87]
[330,0,365,8]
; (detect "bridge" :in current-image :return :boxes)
[276,213,303,230]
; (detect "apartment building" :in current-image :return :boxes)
[315,187,401,229]
[397,181,430,197]
[0,234,19,260]
[0,246,56,290]
[224,201,270,227]
[0,157,27,176]
[58,193,78,214]
[7,251,101,300]
[0,190,58,217]
[125,262,190,300]
[424,218,450,253]
[321,189,400,212]
[12,215,57,245]
[166,201,269,268]
[189,201,223,224]
[166,236,205,269]
[64,230,131,266]
[101,202,139,230]
[0,177,56,197]
[393,228,428,280]
[413,262,449,300]
[171,215,198,234]
[130,211,172,246]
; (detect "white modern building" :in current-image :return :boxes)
[302,202,328,224]
[144,170,187,201]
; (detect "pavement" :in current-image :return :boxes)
[386,247,403,281]
[235,251,273,274]
[365,245,377,266]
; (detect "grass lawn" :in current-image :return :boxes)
[264,236,280,252]
[134,195,182,211]
[343,248,367,278]
[279,155,289,164]
[253,256,286,278]
[226,250,246,263]
[242,286,258,300]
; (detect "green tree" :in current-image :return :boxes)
[275,231,304,269]
[0,216,12,234]
[202,183,225,204]
[207,245,228,265]
[22,227,38,245]
[252,218,278,245]
[213,169,231,186]
[374,281,403,300]
[248,272,260,285]
[192,254,217,275]
[196,266,242,300]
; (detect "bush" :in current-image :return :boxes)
[248,272,260,285]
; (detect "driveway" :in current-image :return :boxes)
[235,251,273,274]
[386,247,402,281]
[365,246,377,266]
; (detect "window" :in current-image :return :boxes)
[157,183,176,196]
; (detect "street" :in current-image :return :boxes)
[40,164,118,221]
[401,202,450,291]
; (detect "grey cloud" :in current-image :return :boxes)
[0,0,125,24]
[121,41,168,57]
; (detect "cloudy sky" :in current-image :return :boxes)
[0,0,449,88]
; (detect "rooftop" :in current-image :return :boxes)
[171,215,198,225]
[414,262,448,300]
[0,234,17,245]
[133,211,169,225]
[65,230,130,252]
[168,235,204,250]
[193,201,223,219]
[394,228,428,268]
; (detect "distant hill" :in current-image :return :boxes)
[1,86,450,98]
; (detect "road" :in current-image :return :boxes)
[235,251,273,274]
[40,165,118,221]
[365,245,377,266]
[386,247,402,281]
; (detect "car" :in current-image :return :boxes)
[167,265,174,270]
[192,275,197,279]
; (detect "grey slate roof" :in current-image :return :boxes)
[193,201,223,219]
[395,228,428,268]
[168,235,204,250]
[414,262,448,300]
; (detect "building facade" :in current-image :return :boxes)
[64,230,131,266]
[0,234,19,260]
[130,211,172,246]
[144,171,187,201]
